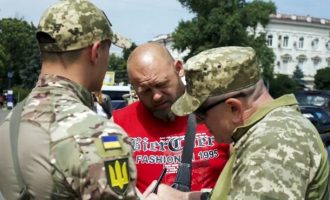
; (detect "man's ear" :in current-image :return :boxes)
[174,60,184,77]
[90,41,102,64]
[225,98,244,124]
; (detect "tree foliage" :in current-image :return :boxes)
[269,74,299,98]
[19,40,41,88]
[292,65,305,90]
[314,67,330,90]
[0,18,40,90]
[292,65,304,80]
[0,44,10,88]
[108,43,137,84]
[173,0,276,81]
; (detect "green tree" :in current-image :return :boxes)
[269,74,299,98]
[123,43,137,61]
[0,18,39,89]
[19,40,41,88]
[173,0,276,81]
[0,44,10,89]
[292,65,305,90]
[314,67,330,90]
[108,43,137,84]
[109,53,127,84]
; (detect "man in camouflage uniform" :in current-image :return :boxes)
[0,0,139,199]
[144,46,330,200]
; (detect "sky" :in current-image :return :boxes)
[0,0,329,53]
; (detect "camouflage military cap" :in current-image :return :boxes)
[172,46,260,116]
[37,0,132,52]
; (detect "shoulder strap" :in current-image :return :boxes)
[181,114,196,164]
[171,114,196,192]
[9,99,32,200]
[100,101,112,119]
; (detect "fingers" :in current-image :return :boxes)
[143,180,157,197]
[144,182,200,200]
[157,184,186,199]
[144,193,161,200]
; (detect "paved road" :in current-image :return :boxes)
[0,109,10,124]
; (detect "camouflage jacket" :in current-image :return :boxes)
[0,74,138,200]
[211,94,329,200]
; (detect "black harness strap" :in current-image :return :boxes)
[9,99,32,200]
[171,114,196,192]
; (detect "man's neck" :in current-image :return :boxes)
[242,91,273,121]
[41,60,91,91]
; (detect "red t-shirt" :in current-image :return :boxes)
[112,101,229,192]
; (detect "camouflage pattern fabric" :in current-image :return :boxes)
[211,94,330,200]
[0,74,138,199]
[37,0,131,51]
[172,46,260,116]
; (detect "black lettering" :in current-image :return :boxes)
[142,137,149,151]
[129,137,142,151]
[149,141,160,151]
[168,137,184,152]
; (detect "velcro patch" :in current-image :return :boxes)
[101,135,121,150]
[104,158,130,195]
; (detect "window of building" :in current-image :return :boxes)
[312,57,321,65]
[283,36,289,47]
[298,59,304,69]
[297,55,307,71]
[327,58,330,68]
[281,54,291,74]
[326,41,330,51]
[311,38,319,50]
[278,35,282,48]
[298,37,304,49]
[267,35,273,47]
[282,60,288,73]
[312,56,321,74]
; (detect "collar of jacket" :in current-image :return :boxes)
[36,74,94,109]
[231,94,298,143]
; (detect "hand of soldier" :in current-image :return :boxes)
[143,180,202,200]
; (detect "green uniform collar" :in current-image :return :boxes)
[36,74,94,109]
[231,94,298,143]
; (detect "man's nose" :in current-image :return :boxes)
[152,90,163,102]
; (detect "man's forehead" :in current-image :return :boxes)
[133,73,169,89]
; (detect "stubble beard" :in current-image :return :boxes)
[153,108,176,122]
[151,80,185,122]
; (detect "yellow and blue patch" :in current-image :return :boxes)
[101,135,121,150]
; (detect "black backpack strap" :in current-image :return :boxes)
[100,101,112,119]
[9,99,32,200]
[171,114,196,192]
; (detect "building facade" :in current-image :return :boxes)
[263,13,330,89]
[151,34,190,62]
[151,13,330,89]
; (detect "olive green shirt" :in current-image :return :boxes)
[211,94,329,200]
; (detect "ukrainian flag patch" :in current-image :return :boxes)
[101,135,121,150]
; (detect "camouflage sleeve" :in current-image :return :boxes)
[50,119,138,200]
[230,128,310,199]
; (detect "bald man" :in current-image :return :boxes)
[111,42,230,193]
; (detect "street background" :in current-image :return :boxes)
[0,109,9,124]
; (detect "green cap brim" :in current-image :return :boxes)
[171,92,208,116]
[112,32,132,49]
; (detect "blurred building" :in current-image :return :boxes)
[151,13,330,89]
[150,34,189,62]
[262,13,330,89]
